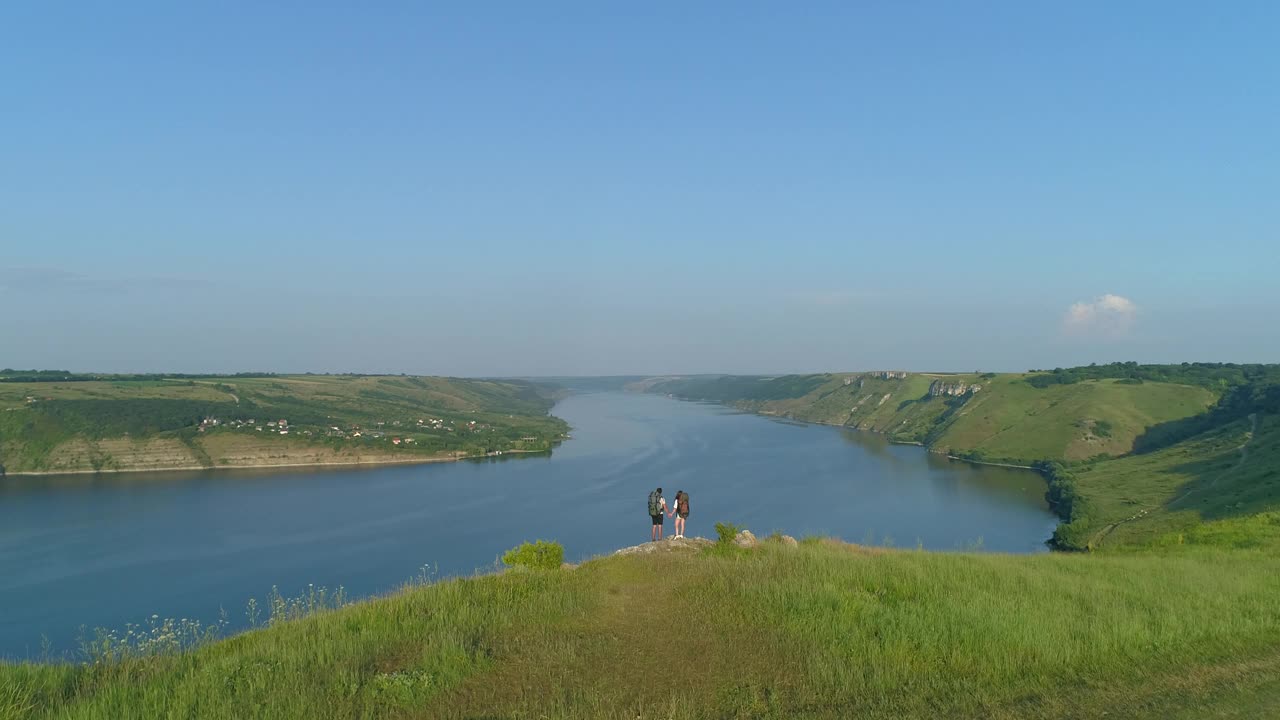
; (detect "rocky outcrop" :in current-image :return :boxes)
[929,380,981,397]
[614,536,713,555]
[733,530,758,548]
[847,371,909,386]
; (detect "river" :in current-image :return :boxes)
[0,391,1058,658]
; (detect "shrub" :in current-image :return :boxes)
[714,522,741,545]
[1036,461,1094,551]
[501,540,564,570]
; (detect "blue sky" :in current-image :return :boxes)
[2,2,1277,375]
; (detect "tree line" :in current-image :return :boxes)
[0,370,278,383]
[1025,362,1279,390]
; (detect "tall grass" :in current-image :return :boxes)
[4,540,1277,719]
[1,569,593,719]
[680,543,1280,717]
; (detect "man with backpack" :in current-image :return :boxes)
[648,487,668,541]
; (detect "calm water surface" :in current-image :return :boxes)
[0,392,1058,658]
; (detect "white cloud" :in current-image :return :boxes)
[1063,294,1138,337]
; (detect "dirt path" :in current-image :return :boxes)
[165,378,240,405]
[420,551,726,719]
[1091,413,1258,548]
[946,455,1035,470]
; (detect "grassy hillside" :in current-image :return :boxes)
[644,371,1217,463]
[644,365,1280,553]
[1048,414,1280,551]
[0,374,568,474]
[933,376,1216,462]
[4,538,1278,719]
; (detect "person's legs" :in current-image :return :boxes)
[651,516,658,541]
[675,515,684,538]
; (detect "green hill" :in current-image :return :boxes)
[644,369,1218,464]
[4,536,1278,719]
[643,364,1280,552]
[0,374,568,474]
[1046,413,1280,551]
[933,375,1216,462]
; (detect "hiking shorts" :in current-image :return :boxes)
[651,514,664,526]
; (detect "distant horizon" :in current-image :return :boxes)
[5,359,1275,381]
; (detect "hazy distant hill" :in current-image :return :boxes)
[643,368,1221,463]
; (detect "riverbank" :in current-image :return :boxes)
[6,534,1278,718]
[945,455,1035,470]
[0,373,569,477]
[752,406,1036,470]
[0,447,554,478]
[642,371,1280,555]
[0,390,1064,658]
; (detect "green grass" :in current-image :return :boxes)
[934,377,1216,462]
[4,540,1279,719]
[1068,414,1280,550]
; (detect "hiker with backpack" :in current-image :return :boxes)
[667,489,690,539]
[648,487,668,541]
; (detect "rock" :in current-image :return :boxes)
[733,530,758,548]
[614,536,712,556]
[779,535,799,547]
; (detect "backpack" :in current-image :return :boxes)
[648,490,661,516]
[679,491,689,514]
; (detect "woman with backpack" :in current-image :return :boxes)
[668,490,690,539]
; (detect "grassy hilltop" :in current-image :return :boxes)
[4,536,1278,719]
[0,373,568,475]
